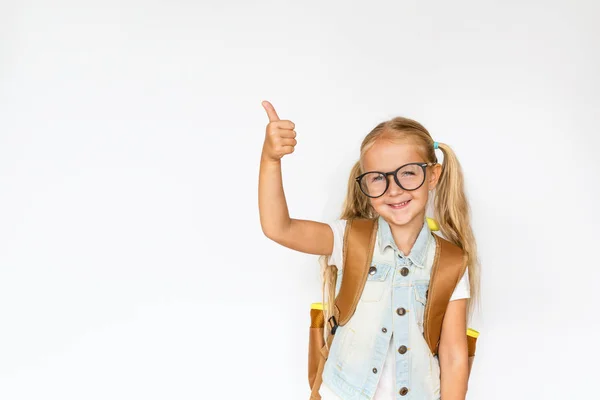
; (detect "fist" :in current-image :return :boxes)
[261,100,297,161]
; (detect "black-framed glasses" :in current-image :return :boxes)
[355,162,436,198]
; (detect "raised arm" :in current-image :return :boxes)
[258,100,333,256]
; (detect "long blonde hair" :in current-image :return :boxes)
[322,117,480,344]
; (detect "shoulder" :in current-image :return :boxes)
[327,219,347,235]
[431,233,471,301]
[327,219,347,249]
[326,219,347,268]
[449,266,470,301]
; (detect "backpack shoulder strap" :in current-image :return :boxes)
[333,217,378,327]
[423,233,468,355]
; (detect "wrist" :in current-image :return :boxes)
[261,152,280,165]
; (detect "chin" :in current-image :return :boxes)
[376,203,425,228]
[377,210,413,227]
[387,214,413,227]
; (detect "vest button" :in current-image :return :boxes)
[398,345,407,354]
[399,387,409,396]
[369,266,377,275]
[372,368,378,374]
[396,307,406,316]
[400,267,409,276]
[381,327,387,333]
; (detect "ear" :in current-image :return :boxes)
[427,163,442,191]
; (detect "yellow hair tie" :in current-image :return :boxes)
[426,217,440,231]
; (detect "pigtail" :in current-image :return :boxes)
[433,143,481,320]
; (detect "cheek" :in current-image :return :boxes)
[413,189,431,205]
[370,198,385,208]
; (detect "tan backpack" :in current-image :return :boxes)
[308,218,479,399]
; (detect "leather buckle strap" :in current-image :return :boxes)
[327,316,338,335]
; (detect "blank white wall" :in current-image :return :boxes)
[1,0,599,399]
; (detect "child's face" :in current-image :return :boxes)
[362,138,441,228]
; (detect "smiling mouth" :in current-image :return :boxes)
[388,200,411,209]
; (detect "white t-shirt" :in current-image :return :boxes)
[320,219,471,400]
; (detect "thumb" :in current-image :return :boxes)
[261,100,280,122]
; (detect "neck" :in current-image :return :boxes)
[388,212,425,256]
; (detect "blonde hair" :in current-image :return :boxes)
[322,117,480,345]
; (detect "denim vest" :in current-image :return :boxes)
[321,215,441,400]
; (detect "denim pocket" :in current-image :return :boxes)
[360,263,392,302]
[413,280,430,335]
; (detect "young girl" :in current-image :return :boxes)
[258,100,480,400]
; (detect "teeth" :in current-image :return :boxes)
[392,201,409,206]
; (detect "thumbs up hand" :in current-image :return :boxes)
[261,101,297,162]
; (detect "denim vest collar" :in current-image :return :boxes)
[377,215,431,269]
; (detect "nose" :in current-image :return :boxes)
[387,174,404,196]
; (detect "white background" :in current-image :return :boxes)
[1,0,599,399]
